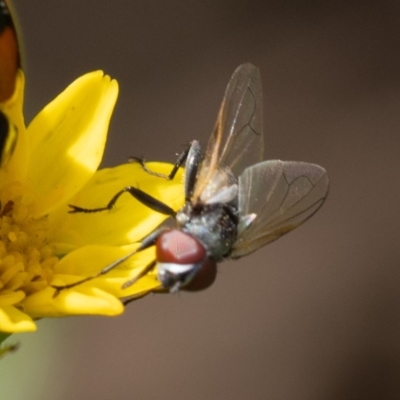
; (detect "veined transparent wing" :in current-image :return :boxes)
[192,63,263,204]
[231,160,329,258]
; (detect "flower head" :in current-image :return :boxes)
[0,71,183,333]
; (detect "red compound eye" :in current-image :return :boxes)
[156,230,206,264]
[183,258,217,292]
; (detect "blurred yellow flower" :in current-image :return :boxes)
[0,71,183,333]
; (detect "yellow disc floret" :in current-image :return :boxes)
[0,182,58,306]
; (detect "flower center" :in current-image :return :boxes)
[0,181,59,303]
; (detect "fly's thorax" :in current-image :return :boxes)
[181,203,238,261]
[176,203,192,226]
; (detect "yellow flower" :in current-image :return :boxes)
[0,71,183,333]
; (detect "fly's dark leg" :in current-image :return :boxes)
[121,259,156,289]
[129,143,191,180]
[68,140,201,215]
[122,292,149,306]
[52,227,168,295]
[69,186,176,218]
[183,140,202,201]
[60,142,199,294]
[122,287,166,306]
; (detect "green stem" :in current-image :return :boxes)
[0,332,11,344]
[0,333,19,358]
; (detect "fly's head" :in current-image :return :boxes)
[156,229,217,292]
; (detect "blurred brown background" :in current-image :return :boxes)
[1,0,400,399]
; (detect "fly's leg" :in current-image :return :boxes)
[183,140,202,201]
[122,286,166,306]
[121,260,156,290]
[61,183,177,293]
[52,227,168,296]
[122,292,149,306]
[68,140,201,214]
[69,186,176,218]
[59,142,201,294]
[129,143,191,180]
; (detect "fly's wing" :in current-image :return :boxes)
[192,63,263,204]
[231,160,329,258]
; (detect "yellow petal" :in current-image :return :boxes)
[23,244,151,317]
[49,162,184,250]
[0,290,25,307]
[25,71,119,217]
[25,243,161,317]
[113,270,161,299]
[0,71,28,185]
[55,244,161,298]
[52,244,161,298]
[53,244,138,276]
[0,306,36,333]
[23,286,123,318]
[56,244,160,298]
[102,248,162,298]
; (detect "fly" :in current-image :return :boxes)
[54,63,329,295]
